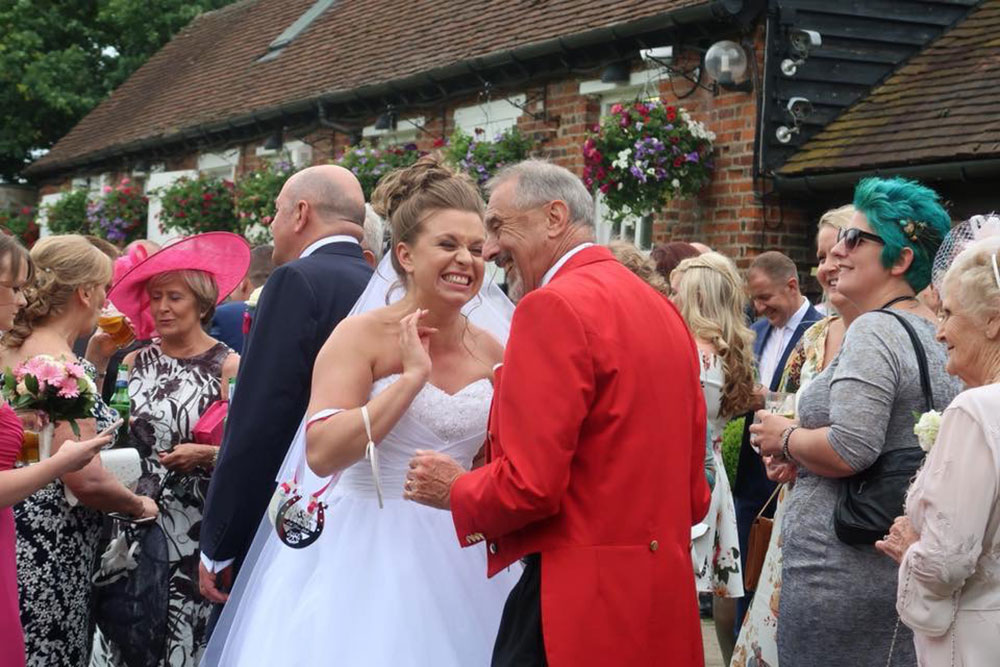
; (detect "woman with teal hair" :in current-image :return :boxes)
[750,177,962,665]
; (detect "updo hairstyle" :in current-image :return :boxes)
[4,234,113,349]
[608,241,670,297]
[370,155,484,281]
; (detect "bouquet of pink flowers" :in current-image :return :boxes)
[2,355,98,436]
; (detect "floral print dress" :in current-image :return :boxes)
[92,342,230,667]
[14,359,119,667]
[731,316,836,667]
[692,351,744,598]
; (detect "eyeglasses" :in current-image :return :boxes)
[837,227,886,252]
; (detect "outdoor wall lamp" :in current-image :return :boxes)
[600,62,631,84]
[374,106,398,131]
[704,40,752,92]
[263,130,283,151]
[775,96,814,143]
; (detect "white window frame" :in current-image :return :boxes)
[361,116,425,146]
[36,192,64,238]
[197,149,240,180]
[580,69,663,251]
[453,97,525,138]
[255,139,313,168]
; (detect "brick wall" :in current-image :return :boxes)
[31,26,817,276]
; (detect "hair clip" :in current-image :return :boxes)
[899,219,931,245]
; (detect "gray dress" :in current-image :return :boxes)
[779,310,961,666]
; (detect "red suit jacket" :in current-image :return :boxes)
[451,246,710,667]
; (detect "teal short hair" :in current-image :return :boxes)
[852,177,951,292]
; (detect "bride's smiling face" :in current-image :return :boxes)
[396,209,486,307]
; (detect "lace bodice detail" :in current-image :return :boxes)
[332,374,493,499]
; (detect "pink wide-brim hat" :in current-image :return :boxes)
[108,232,251,340]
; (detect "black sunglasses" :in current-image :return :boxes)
[837,227,885,251]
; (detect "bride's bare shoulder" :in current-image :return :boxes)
[466,323,504,368]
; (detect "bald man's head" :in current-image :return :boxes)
[283,165,365,225]
[268,165,366,265]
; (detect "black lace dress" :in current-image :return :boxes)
[14,359,119,667]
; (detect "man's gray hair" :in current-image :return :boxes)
[362,203,386,262]
[486,159,594,228]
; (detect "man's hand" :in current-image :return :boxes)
[404,450,466,510]
[199,559,232,603]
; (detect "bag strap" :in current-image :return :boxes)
[875,309,934,413]
[755,483,782,521]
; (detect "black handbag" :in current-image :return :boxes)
[833,309,934,546]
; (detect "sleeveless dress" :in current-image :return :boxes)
[0,402,25,667]
[204,374,522,666]
[14,359,119,667]
[92,342,230,667]
[692,351,744,598]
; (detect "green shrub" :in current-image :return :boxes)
[44,189,90,235]
[721,416,746,488]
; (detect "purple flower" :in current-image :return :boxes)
[686,152,700,163]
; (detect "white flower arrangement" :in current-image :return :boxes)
[913,410,942,452]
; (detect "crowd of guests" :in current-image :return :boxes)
[0,158,997,667]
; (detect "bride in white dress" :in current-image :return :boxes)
[203,157,521,666]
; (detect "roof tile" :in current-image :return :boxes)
[781,0,1000,176]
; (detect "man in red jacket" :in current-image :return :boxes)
[405,160,709,667]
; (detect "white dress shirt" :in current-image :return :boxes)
[540,243,595,288]
[758,297,809,389]
[200,234,361,575]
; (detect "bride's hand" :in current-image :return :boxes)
[399,309,436,385]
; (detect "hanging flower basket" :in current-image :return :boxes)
[334,142,425,200]
[583,100,716,225]
[86,178,148,245]
[443,127,535,186]
[158,174,238,236]
[0,206,40,247]
[234,160,295,244]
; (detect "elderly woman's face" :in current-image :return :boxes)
[148,275,203,338]
[936,284,989,386]
[830,211,888,307]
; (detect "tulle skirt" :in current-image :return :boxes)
[202,495,521,666]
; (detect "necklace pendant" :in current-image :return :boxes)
[275,494,326,549]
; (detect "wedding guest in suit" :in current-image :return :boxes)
[198,166,372,610]
[406,160,710,666]
[92,233,249,666]
[209,244,274,354]
[734,251,821,625]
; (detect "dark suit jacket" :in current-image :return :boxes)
[200,242,372,565]
[210,301,247,355]
[734,302,823,506]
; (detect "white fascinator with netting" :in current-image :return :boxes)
[932,214,1000,290]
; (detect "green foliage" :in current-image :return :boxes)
[0,0,237,181]
[0,205,40,247]
[334,142,425,200]
[234,160,294,245]
[44,188,91,235]
[721,416,746,488]
[86,178,148,244]
[442,127,535,185]
[158,173,238,235]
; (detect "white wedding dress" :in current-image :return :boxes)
[203,256,521,666]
